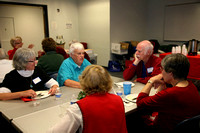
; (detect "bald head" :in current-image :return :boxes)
[137,40,153,55]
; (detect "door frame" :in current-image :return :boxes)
[0,1,49,38]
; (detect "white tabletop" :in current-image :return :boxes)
[0,76,156,133]
[0,87,81,120]
[11,82,156,133]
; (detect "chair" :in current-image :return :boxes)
[48,72,58,80]
[173,115,200,133]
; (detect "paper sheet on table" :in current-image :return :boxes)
[125,93,138,102]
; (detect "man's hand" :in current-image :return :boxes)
[133,53,141,65]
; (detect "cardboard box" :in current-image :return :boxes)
[111,43,128,55]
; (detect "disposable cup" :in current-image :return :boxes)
[123,81,132,95]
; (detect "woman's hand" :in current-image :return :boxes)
[150,74,164,87]
[49,85,59,95]
[156,84,166,93]
[149,74,166,92]
[21,89,37,98]
[28,44,34,49]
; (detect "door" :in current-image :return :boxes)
[0,17,15,52]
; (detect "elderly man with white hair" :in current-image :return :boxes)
[57,42,91,88]
[123,40,162,84]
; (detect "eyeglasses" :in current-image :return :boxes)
[15,42,23,44]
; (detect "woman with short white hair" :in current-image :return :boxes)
[57,42,91,88]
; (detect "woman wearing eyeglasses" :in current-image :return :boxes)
[136,53,200,133]
[0,48,59,100]
[8,36,34,60]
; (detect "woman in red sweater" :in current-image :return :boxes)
[8,36,34,60]
[136,53,200,133]
[47,65,127,133]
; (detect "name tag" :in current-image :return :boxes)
[147,67,153,73]
[33,77,41,84]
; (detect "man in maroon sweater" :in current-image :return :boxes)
[123,40,161,84]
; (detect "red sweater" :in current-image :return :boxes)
[123,55,161,84]
[136,81,200,133]
[8,48,18,60]
[77,93,127,133]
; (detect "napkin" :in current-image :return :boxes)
[21,97,33,102]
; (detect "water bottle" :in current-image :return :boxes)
[70,94,77,104]
[55,88,62,100]
[116,87,123,98]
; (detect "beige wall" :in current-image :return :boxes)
[78,0,110,66]
[110,0,147,43]
[146,0,200,45]
[1,0,199,66]
[0,4,44,54]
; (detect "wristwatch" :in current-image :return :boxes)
[147,80,153,84]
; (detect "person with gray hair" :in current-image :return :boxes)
[57,42,91,88]
[0,48,13,83]
[0,48,59,100]
[68,40,91,62]
[123,40,162,84]
[136,53,200,132]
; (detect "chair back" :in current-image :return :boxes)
[173,115,200,133]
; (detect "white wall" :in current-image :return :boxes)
[0,0,110,66]
[1,0,199,66]
[47,0,79,49]
[146,0,200,45]
[78,0,110,66]
[110,0,147,43]
[0,4,45,53]
[0,0,80,51]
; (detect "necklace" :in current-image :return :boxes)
[25,76,33,88]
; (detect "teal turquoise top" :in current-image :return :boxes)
[57,57,91,86]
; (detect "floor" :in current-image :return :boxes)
[108,71,123,78]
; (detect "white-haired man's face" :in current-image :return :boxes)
[135,44,148,61]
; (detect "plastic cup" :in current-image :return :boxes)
[123,81,132,95]
[55,92,62,100]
